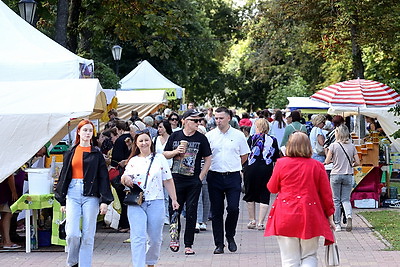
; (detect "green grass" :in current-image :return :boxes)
[359,210,400,250]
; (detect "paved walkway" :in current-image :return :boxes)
[1,201,400,266]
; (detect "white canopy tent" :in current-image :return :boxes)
[108,89,168,121]
[119,60,183,100]
[287,97,329,113]
[0,79,106,183]
[0,1,93,81]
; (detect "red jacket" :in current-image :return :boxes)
[265,157,335,245]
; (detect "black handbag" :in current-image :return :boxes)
[123,154,154,206]
[58,217,66,240]
[123,185,144,205]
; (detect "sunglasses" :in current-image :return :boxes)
[186,118,202,123]
[169,117,179,121]
[135,128,150,134]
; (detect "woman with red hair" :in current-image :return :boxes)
[55,119,113,267]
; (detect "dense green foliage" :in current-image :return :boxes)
[4,0,400,111]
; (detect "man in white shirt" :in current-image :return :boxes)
[205,107,250,254]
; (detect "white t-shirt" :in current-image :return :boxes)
[123,154,172,201]
[310,127,325,152]
[206,126,250,172]
[154,136,172,168]
[269,120,286,147]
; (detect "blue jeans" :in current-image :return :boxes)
[330,174,353,224]
[207,171,241,246]
[312,153,325,163]
[127,199,164,266]
[163,187,169,222]
[197,182,210,224]
[65,179,100,267]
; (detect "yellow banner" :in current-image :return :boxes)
[165,88,178,100]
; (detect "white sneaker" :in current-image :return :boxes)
[195,223,200,233]
[199,223,207,231]
[335,224,341,232]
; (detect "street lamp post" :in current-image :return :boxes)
[18,0,37,25]
[111,45,122,77]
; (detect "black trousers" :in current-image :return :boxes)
[169,177,202,248]
[116,188,130,229]
[207,171,241,247]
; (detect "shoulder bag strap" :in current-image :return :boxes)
[143,154,155,189]
[338,143,352,167]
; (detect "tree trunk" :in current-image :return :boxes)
[78,6,93,55]
[54,0,69,48]
[349,17,365,79]
[67,0,82,53]
[349,16,366,137]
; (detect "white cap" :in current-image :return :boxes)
[164,108,172,116]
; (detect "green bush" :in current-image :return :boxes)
[94,62,120,89]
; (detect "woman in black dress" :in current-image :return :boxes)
[243,118,280,230]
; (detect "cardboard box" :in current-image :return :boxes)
[354,199,378,209]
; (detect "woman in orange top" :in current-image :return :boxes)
[265,132,335,267]
[55,120,113,267]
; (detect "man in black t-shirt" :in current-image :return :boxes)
[163,109,212,255]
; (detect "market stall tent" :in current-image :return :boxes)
[101,89,168,122]
[0,0,93,81]
[287,97,329,113]
[328,106,400,152]
[0,79,106,183]
[119,60,183,100]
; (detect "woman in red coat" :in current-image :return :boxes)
[265,132,335,267]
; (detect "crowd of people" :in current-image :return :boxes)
[2,102,376,267]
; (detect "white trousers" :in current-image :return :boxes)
[276,236,319,267]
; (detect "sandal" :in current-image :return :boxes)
[247,220,256,229]
[256,224,265,230]
[169,240,179,252]
[184,247,195,255]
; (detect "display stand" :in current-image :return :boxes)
[351,166,382,208]
[10,194,66,253]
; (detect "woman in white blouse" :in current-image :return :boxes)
[154,119,173,224]
[154,119,173,165]
[121,130,179,267]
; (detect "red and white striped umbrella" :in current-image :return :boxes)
[311,79,400,107]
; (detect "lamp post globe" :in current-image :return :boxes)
[18,0,37,25]
[111,45,122,76]
[111,45,122,61]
